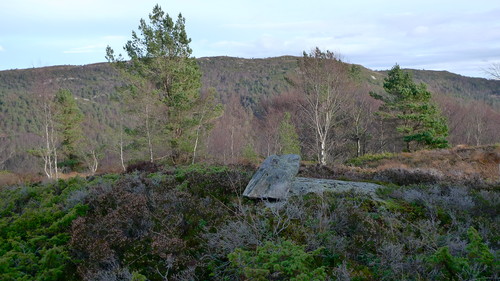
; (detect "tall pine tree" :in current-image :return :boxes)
[370,64,449,151]
[106,4,202,163]
[54,88,83,170]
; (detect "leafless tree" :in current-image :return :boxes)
[191,88,223,164]
[207,95,251,164]
[349,89,375,157]
[30,71,59,179]
[292,47,353,165]
[41,96,59,179]
[485,62,500,80]
[0,135,14,169]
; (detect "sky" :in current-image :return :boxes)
[0,0,499,78]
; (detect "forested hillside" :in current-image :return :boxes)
[0,57,499,175]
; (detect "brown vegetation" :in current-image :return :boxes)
[299,145,500,188]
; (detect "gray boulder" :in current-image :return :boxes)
[243,154,383,200]
[243,154,301,199]
[290,177,382,199]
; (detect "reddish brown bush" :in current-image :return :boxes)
[125,161,160,173]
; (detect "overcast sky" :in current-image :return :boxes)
[1,0,499,78]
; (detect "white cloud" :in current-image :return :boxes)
[63,35,128,54]
[63,45,104,54]
[412,26,430,35]
[0,45,4,51]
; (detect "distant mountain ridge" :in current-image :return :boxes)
[2,56,498,107]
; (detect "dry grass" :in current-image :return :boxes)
[0,171,22,187]
[0,171,44,188]
[301,145,500,188]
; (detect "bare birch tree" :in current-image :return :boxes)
[29,72,59,179]
[41,96,59,178]
[191,88,223,164]
[485,63,500,80]
[292,48,352,165]
[0,132,15,170]
[350,94,374,157]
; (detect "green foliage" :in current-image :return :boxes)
[370,64,449,151]
[466,227,495,271]
[428,227,497,281]
[278,112,301,155]
[242,143,260,164]
[0,178,88,280]
[131,271,148,281]
[228,240,326,281]
[54,88,84,170]
[428,246,469,280]
[106,4,202,163]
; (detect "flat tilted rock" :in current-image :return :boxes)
[243,154,383,200]
[290,177,382,198]
[243,154,301,199]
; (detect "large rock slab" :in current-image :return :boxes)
[243,154,383,200]
[290,177,382,199]
[243,154,301,199]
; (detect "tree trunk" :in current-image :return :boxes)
[145,104,154,163]
[91,150,98,175]
[356,138,361,157]
[49,103,59,179]
[230,126,234,160]
[44,120,53,179]
[320,139,327,166]
[192,126,201,165]
[119,120,126,172]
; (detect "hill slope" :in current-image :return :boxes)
[1,57,499,173]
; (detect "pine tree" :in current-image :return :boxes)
[278,112,301,155]
[370,64,449,151]
[106,4,202,163]
[54,88,83,170]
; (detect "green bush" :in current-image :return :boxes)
[0,179,88,280]
[228,240,326,281]
[428,227,497,280]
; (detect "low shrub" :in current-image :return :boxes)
[125,160,160,173]
[228,240,327,281]
[2,163,498,280]
[0,179,88,281]
[374,167,444,186]
[346,152,397,167]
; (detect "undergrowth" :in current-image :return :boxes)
[0,164,498,280]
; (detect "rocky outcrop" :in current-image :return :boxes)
[290,177,381,198]
[243,154,301,199]
[243,154,383,200]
